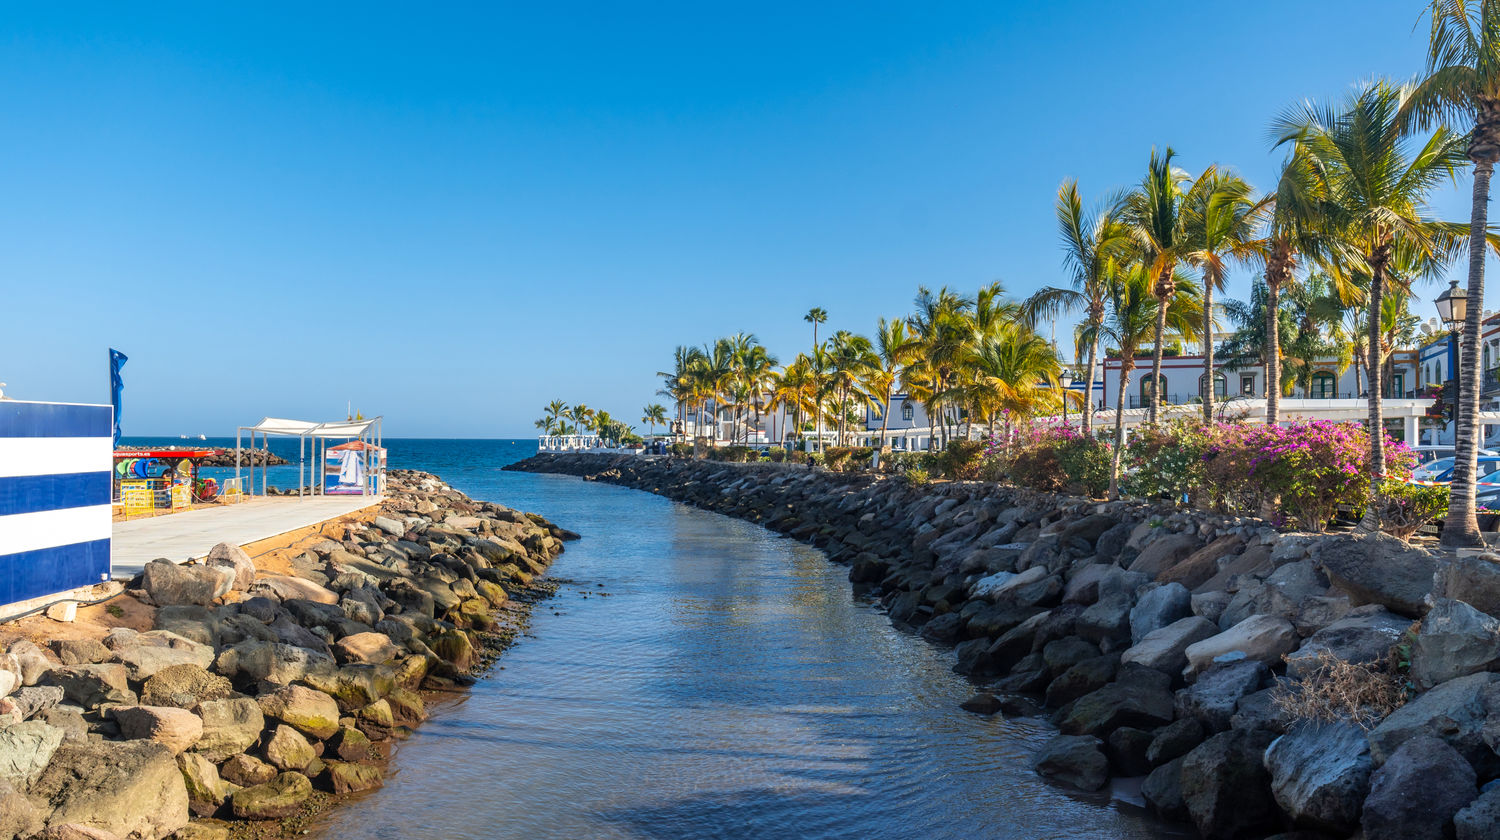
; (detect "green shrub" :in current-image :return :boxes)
[903,467,930,486]
[1120,419,1213,503]
[767,447,787,463]
[880,450,934,475]
[1373,479,1448,540]
[936,439,987,481]
[1008,428,1111,497]
[668,443,692,458]
[823,446,874,473]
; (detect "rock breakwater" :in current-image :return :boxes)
[0,469,573,840]
[509,452,1500,840]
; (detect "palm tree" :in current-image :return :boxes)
[826,330,877,445]
[906,286,975,448]
[569,403,595,437]
[657,346,703,440]
[1276,80,1467,496]
[867,317,914,450]
[1024,181,1131,436]
[962,323,1063,441]
[770,355,817,447]
[641,404,668,439]
[1408,0,1500,546]
[1119,147,1194,424]
[1085,264,1202,498]
[542,400,568,434]
[1184,168,1265,420]
[804,308,828,450]
[1258,144,1334,424]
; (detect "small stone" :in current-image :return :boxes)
[959,693,1001,715]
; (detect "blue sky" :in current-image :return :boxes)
[0,1,1484,437]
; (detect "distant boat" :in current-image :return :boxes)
[179,435,188,439]
[198,434,206,440]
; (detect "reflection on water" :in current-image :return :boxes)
[312,464,1184,840]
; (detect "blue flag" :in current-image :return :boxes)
[109,348,127,447]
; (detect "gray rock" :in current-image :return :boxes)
[1031,734,1108,791]
[1434,552,1500,619]
[29,739,189,840]
[1184,614,1298,678]
[206,542,257,592]
[1362,735,1477,840]
[1130,583,1192,645]
[41,664,135,708]
[1075,597,1132,649]
[1142,756,1189,821]
[1057,679,1175,737]
[141,559,234,606]
[1145,718,1203,767]
[1368,672,1499,774]
[1455,785,1500,840]
[48,639,109,667]
[1180,729,1281,840]
[1191,590,1232,624]
[1285,608,1412,680]
[1129,534,1202,579]
[0,720,64,788]
[109,630,215,681]
[1095,521,1134,563]
[1105,726,1155,776]
[1062,564,1113,605]
[191,696,265,762]
[10,685,63,720]
[1120,616,1219,675]
[139,664,234,709]
[1045,655,1118,708]
[1319,533,1435,618]
[1264,722,1372,834]
[153,606,220,648]
[1409,598,1500,691]
[213,641,335,685]
[1176,660,1269,732]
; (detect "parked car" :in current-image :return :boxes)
[1410,450,1500,483]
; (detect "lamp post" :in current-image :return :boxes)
[1060,368,1075,429]
[1436,279,1469,435]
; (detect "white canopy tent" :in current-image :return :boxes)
[235,416,384,498]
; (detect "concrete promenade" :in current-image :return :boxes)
[111,496,382,578]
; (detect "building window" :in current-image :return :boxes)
[901,402,914,421]
[1311,371,1336,399]
[1391,373,1405,398]
[1141,374,1168,405]
[1198,372,1228,399]
[1240,374,1255,396]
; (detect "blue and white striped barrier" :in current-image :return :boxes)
[0,400,112,605]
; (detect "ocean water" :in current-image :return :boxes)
[229,438,1185,840]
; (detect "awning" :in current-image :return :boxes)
[328,441,385,452]
[244,417,381,438]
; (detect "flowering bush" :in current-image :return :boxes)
[1008,426,1112,497]
[1371,478,1447,540]
[1121,419,1214,503]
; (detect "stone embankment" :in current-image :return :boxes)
[0,469,574,840]
[509,452,1500,840]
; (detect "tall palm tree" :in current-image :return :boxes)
[1276,80,1467,496]
[805,308,828,450]
[1257,145,1333,424]
[961,323,1063,441]
[1084,265,1202,499]
[570,403,595,437]
[1024,180,1132,436]
[867,317,914,450]
[1119,147,1193,425]
[1408,0,1500,546]
[1184,168,1265,420]
[906,286,975,448]
[826,330,877,445]
[769,355,817,447]
[542,400,568,434]
[641,404,668,439]
[658,346,704,440]
[738,343,778,444]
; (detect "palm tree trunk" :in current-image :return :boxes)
[1359,252,1389,533]
[1203,271,1215,423]
[879,393,891,451]
[1110,361,1135,500]
[1444,154,1496,548]
[1083,330,1100,436]
[1148,266,1171,424]
[1265,277,1281,425]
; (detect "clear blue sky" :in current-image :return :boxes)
[1,1,1485,437]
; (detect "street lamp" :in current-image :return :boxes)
[1436,279,1468,428]
[1060,368,1075,428]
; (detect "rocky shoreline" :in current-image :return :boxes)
[0,469,573,840]
[508,452,1500,840]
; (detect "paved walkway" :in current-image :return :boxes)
[111,496,383,578]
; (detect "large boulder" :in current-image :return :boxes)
[1121,616,1218,675]
[141,559,234,607]
[321,760,383,794]
[0,720,65,789]
[49,640,109,667]
[1409,598,1500,691]
[1174,660,1268,732]
[333,632,398,665]
[248,575,338,606]
[41,664,134,709]
[1158,536,1243,590]
[1319,533,1435,617]
[1030,734,1108,791]
[229,771,313,821]
[1434,551,1500,618]
[1455,785,1500,840]
[109,631,215,681]
[1057,674,1176,737]
[1129,534,1202,579]
[1130,583,1192,645]
[256,685,341,740]
[213,641,335,686]
[111,705,202,755]
[152,606,220,648]
[1179,729,1281,840]
[1362,735,1477,840]
[1284,607,1412,680]
[1142,756,1189,821]
[219,754,276,787]
[1183,614,1298,678]
[191,697,264,762]
[1264,722,1372,834]
[263,725,314,772]
[0,778,42,839]
[1368,672,1499,774]
[176,752,229,817]
[140,665,234,710]
[30,739,189,839]
[204,543,256,592]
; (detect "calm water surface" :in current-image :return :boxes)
[257,440,1181,840]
